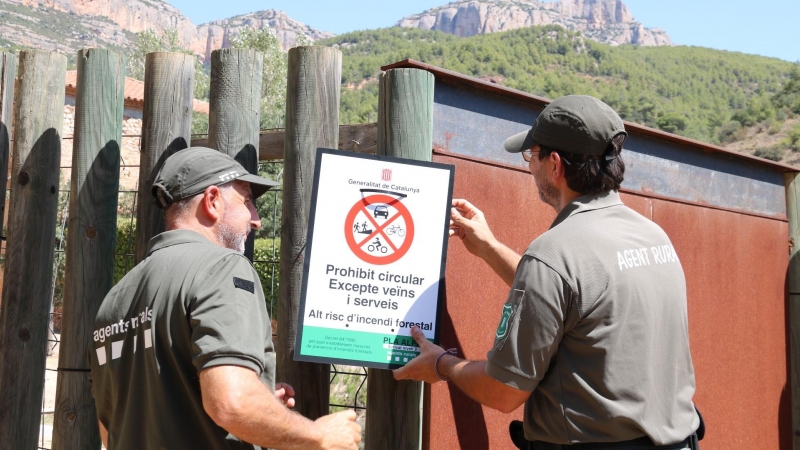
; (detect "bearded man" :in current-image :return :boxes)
[90,147,361,450]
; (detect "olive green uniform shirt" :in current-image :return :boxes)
[90,230,275,450]
[486,191,699,445]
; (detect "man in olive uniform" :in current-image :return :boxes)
[395,96,701,449]
[90,148,361,450]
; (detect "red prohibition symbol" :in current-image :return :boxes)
[344,194,414,265]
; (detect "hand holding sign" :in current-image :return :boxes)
[392,326,447,384]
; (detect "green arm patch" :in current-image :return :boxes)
[494,289,524,350]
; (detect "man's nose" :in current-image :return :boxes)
[249,203,261,230]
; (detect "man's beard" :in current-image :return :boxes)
[535,163,560,210]
[217,198,248,254]
[218,221,247,254]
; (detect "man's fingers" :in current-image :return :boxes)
[276,382,295,397]
[274,387,285,398]
[451,208,474,230]
[410,326,429,348]
[338,409,357,421]
[452,199,481,219]
[392,366,407,380]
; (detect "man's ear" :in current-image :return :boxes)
[549,151,565,181]
[200,185,224,222]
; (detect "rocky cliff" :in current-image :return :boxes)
[0,0,332,63]
[196,10,334,62]
[397,0,672,46]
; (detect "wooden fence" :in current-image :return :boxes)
[0,46,424,450]
[2,45,796,450]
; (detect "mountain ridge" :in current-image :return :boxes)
[0,0,674,65]
[0,0,333,63]
[397,0,671,46]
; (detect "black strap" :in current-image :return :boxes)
[57,367,91,373]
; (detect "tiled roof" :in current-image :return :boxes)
[65,70,209,115]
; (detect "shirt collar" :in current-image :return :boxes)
[146,229,217,256]
[550,190,623,229]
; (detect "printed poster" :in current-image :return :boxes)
[294,148,455,369]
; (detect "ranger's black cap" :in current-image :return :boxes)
[504,95,627,156]
[152,147,279,209]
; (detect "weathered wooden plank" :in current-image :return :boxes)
[0,52,17,242]
[52,48,125,450]
[0,49,66,450]
[366,68,434,450]
[785,172,800,450]
[278,46,341,420]
[208,48,263,260]
[134,52,195,263]
[191,122,377,160]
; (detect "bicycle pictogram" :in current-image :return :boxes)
[386,224,405,237]
[344,190,414,265]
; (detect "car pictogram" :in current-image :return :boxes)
[373,205,389,219]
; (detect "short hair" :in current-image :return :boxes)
[537,133,626,195]
[165,182,235,220]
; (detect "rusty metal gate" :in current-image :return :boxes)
[381,60,793,450]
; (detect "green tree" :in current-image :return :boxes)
[784,124,800,152]
[656,112,688,134]
[773,65,800,114]
[127,27,210,135]
[230,27,311,129]
[318,26,798,144]
[255,161,283,239]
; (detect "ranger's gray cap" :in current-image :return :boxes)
[152,147,279,209]
[504,95,627,156]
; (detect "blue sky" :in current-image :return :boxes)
[166,0,799,62]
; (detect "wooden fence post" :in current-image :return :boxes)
[134,52,195,263]
[278,46,341,419]
[366,68,434,450]
[785,172,800,450]
[0,52,17,242]
[52,48,125,450]
[0,49,66,449]
[208,48,263,260]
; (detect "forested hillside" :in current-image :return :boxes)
[323,26,800,156]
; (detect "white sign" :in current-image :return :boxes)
[294,148,454,369]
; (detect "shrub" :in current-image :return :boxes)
[786,125,800,152]
[717,120,743,143]
[656,112,688,134]
[754,146,785,161]
[254,238,281,315]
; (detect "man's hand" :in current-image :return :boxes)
[313,410,362,450]
[392,326,447,384]
[450,198,522,287]
[450,199,498,260]
[274,382,295,408]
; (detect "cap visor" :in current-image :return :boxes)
[503,129,536,153]
[238,173,280,199]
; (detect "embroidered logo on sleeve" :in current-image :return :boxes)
[495,303,514,340]
[233,277,255,293]
[493,289,524,350]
